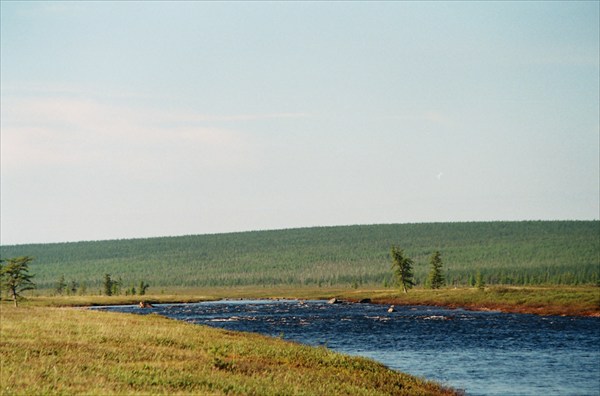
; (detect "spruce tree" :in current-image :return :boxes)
[390,246,415,293]
[55,275,67,295]
[0,256,36,307]
[475,271,485,290]
[139,281,149,296]
[428,251,445,289]
[103,274,113,296]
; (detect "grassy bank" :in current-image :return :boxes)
[1,305,458,396]
[342,286,600,317]
[23,285,600,316]
[2,287,596,394]
[184,285,599,318]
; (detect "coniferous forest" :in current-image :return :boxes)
[1,221,598,292]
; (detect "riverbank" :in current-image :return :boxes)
[343,286,600,317]
[2,286,596,393]
[29,285,598,317]
[1,304,459,395]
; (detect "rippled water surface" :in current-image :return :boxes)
[97,300,600,395]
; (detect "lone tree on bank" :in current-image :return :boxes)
[0,256,36,307]
[55,275,67,295]
[390,246,415,293]
[138,281,149,296]
[103,274,113,296]
[428,251,445,289]
[475,271,485,290]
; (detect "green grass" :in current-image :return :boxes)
[1,304,459,395]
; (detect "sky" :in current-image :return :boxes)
[1,1,599,245]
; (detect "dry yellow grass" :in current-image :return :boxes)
[1,304,458,395]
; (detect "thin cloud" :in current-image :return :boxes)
[150,111,311,124]
[0,94,288,173]
[1,82,148,100]
[384,111,456,128]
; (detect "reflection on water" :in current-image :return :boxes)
[97,300,600,395]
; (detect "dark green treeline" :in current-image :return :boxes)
[1,221,598,291]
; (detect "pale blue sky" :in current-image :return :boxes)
[1,1,598,245]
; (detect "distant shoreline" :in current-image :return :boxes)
[61,286,600,317]
[363,298,600,318]
[24,285,599,318]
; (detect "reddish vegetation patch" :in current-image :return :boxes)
[459,303,597,317]
[367,299,599,318]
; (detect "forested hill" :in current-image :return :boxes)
[1,221,598,291]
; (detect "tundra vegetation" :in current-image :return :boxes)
[1,221,597,293]
[2,221,598,395]
[1,305,459,395]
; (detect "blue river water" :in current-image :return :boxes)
[96,300,600,395]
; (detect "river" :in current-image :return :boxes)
[96,300,600,395]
